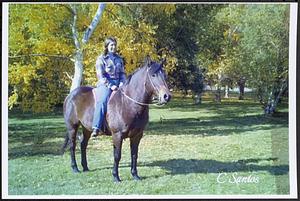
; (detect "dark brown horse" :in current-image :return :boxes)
[62,56,171,182]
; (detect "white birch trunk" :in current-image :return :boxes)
[224,85,229,98]
[70,5,83,92]
[82,4,106,44]
[264,81,287,115]
[69,4,106,92]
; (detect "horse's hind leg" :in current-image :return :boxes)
[68,125,80,173]
[81,127,91,172]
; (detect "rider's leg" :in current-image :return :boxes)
[92,84,112,137]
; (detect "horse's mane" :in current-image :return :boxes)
[122,59,162,87]
[123,65,145,87]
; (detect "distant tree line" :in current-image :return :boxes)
[8,3,289,115]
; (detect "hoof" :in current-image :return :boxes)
[83,168,90,172]
[133,175,141,181]
[113,177,122,183]
[72,168,80,173]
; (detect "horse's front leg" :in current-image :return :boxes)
[130,132,143,180]
[112,131,123,182]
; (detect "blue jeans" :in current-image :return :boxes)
[92,80,119,130]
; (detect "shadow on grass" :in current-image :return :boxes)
[144,158,288,176]
[164,100,262,114]
[8,141,64,160]
[7,99,288,160]
[91,157,288,178]
[8,113,288,159]
[8,108,63,120]
[154,96,288,121]
[8,120,67,159]
[8,122,66,143]
[147,113,288,136]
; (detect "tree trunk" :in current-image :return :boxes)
[69,5,82,92]
[224,85,229,98]
[238,77,246,100]
[264,92,276,115]
[70,50,84,92]
[215,87,221,103]
[82,4,106,44]
[194,92,202,105]
[264,81,287,115]
[69,4,106,92]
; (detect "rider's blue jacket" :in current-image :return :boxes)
[95,52,126,88]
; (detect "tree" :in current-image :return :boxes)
[9,4,75,112]
[196,4,244,102]
[69,3,106,92]
[159,4,220,102]
[220,4,289,114]
[201,4,289,112]
[8,3,175,112]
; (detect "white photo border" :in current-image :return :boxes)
[2,1,298,199]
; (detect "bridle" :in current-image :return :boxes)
[120,66,166,107]
[146,67,162,96]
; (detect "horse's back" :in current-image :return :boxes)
[63,86,95,129]
[64,86,94,107]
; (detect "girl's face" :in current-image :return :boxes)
[107,42,117,53]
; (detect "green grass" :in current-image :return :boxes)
[7,92,289,195]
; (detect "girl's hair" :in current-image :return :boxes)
[104,37,117,55]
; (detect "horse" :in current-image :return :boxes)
[61,56,172,182]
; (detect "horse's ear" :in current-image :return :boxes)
[144,55,152,67]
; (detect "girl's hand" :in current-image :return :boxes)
[111,85,118,91]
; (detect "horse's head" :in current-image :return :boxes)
[144,56,172,105]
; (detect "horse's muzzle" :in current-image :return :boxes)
[163,93,171,102]
[158,89,172,104]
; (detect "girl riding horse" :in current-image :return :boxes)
[92,37,126,137]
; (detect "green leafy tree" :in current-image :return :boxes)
[201,4,289,111]
[240,4,289,114]
[218,4,289,114]
[160,4,221,102]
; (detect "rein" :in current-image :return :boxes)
[120,89,165,107]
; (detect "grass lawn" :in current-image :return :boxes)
[7,92,289,196]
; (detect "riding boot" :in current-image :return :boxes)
[91,128,100,137]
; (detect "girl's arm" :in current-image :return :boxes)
[95,56,108,86]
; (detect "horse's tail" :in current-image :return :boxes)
[60,132,69,155]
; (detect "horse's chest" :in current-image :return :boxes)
[122,112,148,138]
[107,106,148,133]
[121,110,148,128]
[131,111,148,126]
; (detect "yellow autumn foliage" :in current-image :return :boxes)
[8,3,177,112]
